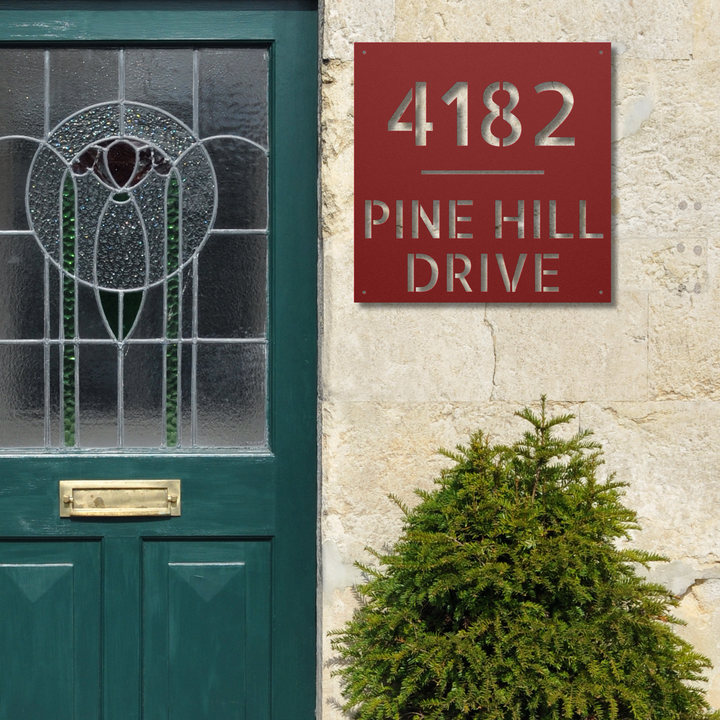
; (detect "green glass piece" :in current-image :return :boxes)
[113,192,130,202]
[61,175,76,447]
[166,175,180,447]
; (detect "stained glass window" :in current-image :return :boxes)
[0,48,269,450]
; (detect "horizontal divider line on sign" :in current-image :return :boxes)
[421,169,545,175]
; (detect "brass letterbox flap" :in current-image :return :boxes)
[59,479,181,517]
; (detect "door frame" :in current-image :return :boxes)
[0,2,318,718]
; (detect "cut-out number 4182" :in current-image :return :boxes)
[388,81,575,147]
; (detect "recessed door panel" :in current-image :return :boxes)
[143,541,271,720]
[0,541,101,720]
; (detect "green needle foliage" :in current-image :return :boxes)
[331,398,719,720]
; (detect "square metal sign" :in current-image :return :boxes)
[354,42,611,303]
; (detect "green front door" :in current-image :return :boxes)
[0,3,317,719]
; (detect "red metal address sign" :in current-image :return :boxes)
[354,42,611,303]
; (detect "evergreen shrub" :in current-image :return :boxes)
[331,398,720,720]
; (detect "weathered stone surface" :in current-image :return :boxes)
[393,0,692,59]
[579,402,720,560]
[320,60,354,235]
[693,0,720,62]
[613,58,720,239]
[619,236,709,294]
[323,0,395,61]
[648,279,720,400]
[675,579,720,708]
[486,292,649,402]
[322,301,496,402]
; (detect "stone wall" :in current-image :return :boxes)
[319,0,720,714]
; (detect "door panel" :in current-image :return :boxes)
[0,3,317,718]
[143,541,271,720]
[0,541,101,720]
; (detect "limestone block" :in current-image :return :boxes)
[578,401,720,560]
[613,58,720,239]
[693,0,720,62]
[675,579,720,708]
[619,236,709,294]
[393,0,692,60]
[648,254,720,399]
[321,301,496,402]
[485,291,648,403]
[321,60,354,233]
[323,0,395,62]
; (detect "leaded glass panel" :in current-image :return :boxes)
[0,47,269,450]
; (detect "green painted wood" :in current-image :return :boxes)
[0,2,318,719]
[104,537,143,720]
[0,541,101,719]
[0,3,316,42]
[0,456,276,537]
[143,541,271,720]
[269,9,319,717]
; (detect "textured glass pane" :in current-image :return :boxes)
[49,345,61,447]
[75,172,174,291]
[204,139,267,230]
[178,146,216,261]
[49,49,118,132]
[0,346,44,448]
[0,236,45,340]
[0,140,39,231]
[75,174,109,287]
[27,146,66,264]
[96,200,147,290]
[129,285,164,340]
[125,49,194,131]
[0,50,45,138]
[77,285,112,340]
[78,345,117,448]
[180,266,194,340]
[123,344,163,447]
[198,48,268,147]
[49,265,60,340]
[193,343,266,448]
[124,104,194,160]
[134,172,168,286]
[52,105,122,162]
[198,234,267,338]
[180,343,192,446]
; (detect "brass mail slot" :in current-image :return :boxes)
[59,480,181,517]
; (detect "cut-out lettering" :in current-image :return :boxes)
[534,82,575,146]
[387,83,433,146]
[482,82,521,147]
[442,82,468,146]
[408,253,439,292]
[496,253,527,292]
